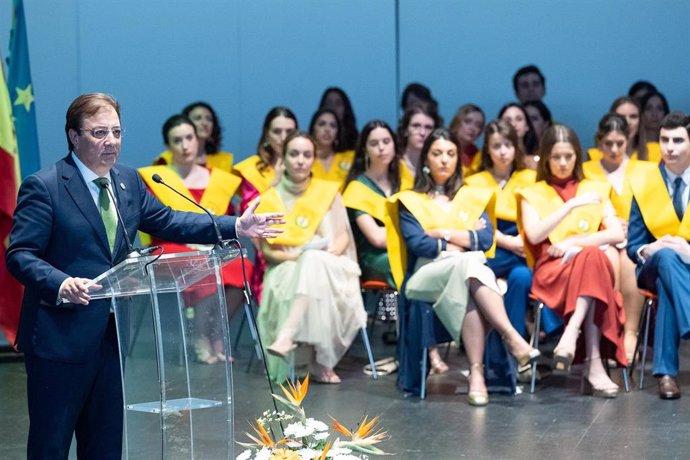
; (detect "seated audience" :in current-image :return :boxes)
[401,82,438,113]
[583,113,648,362]
[449,104,486,176]
[256,132,367,384]
[309,108,354,191]
[234,106,298,302]
[343,120,407,287]
[318,87,358,151]
[499,102,539,168]
[140,115,247,364]
[387,128,539,405]
[627,112,690,400]
[398,104,443,188]
[153,101,234,172]
[513,65,546,103]
[524,100,553,141]
[641,91,670,143]
[518,124,626,398]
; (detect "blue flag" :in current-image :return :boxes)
[7,0,40,178]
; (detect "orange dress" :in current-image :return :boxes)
[527,178,626,366]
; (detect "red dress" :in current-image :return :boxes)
[152,188,252,305]
[527,177,626,366]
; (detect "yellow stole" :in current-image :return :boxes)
[254,178,340,246]
[139,165,240,214]
[462,150,483,178]
[517,179,612,267]
[233,155,275,194]
[465,169,536,222]
[399,161,415,191]
[582,159,651,220]
[385,187,497,289]
[311,151,355,191]
[153,150,234,173]
[588,142,662,163]
[629,163,690,240]
[342,180,387,222]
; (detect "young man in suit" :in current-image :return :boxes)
[5,93,283,459]
[627,111,690,400]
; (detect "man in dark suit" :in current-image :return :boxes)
[5,93,283,459]
[627,111,690,400]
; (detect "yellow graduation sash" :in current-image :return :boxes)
[311,151,355,191]
[385,187,497,290]
[582,159,651,220]
[588,142,662,163]
[152,150,234,173]
[399,160,415,191]
[465,169,536,222]
[139,165,240,214]
[462,151,483,178]
[517,179,611,267]
[629,162,690,240]
[342,180,387,223]
[254,178,340,246]
[233,155,275,194]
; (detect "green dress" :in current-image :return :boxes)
[346,175,395,287]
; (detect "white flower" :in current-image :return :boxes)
[236,449,252,460]
[306,418,329,432]
[283,421,314,439]
[314,432,330,441]
[286,441,303,448]
[327,447,353,456]
[331,455,362,460]
[254,447,272,460]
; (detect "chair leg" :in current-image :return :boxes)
[289,352,296,386]
[530,302,543,394]
[421,346,428,400]
[360,327,378,380]
[622,366,630,393]
[639,299,653,390]
[630,297,650,377]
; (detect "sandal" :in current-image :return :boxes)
[312,369,341,384]
[363,357,398,376]
[429,356,449,375]
[194,338,219,365]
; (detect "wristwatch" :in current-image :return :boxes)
[442,230,452,242]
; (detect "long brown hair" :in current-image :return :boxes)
[536,125,584,183]
[413,128,463,197]
[479,119,526,172]
[610,96,647,160]
[345,120,401,192]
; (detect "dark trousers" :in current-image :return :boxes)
[637,248,690,377]
[25,315,123,460]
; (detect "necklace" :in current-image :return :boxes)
[433,184,445,196]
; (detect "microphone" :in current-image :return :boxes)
[102,179,160,259]
[151,173,225,248]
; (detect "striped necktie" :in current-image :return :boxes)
[94,177,117,252]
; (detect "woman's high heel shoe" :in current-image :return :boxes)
[501,328,541,371]
[552,348,574,374]
[581,361,619,398]
[467,363,489,407]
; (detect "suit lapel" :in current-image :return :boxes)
[61,156,112,256]
[109,166,131,259]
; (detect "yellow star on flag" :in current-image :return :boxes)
[14,84,34,112]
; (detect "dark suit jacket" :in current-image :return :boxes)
[6,155,237,363]
[627,164,690,265]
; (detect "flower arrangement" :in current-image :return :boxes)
[237,375,391,460]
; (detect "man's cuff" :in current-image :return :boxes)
[56,278,70,305]
[636,244,648,265]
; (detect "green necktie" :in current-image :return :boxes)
[94,177,117,252]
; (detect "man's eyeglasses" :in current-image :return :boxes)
[79,127,124,139]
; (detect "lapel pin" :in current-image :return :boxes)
[120,182,126,190]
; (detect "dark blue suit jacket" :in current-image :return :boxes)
[6,155,237,363]
[627,164,690,265]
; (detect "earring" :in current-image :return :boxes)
[365,155,370,170]
[422,165,430,175]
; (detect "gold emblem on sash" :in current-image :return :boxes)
[339,160,351,171]
[577,219,590,232]
[458,210,469,222]
[295,216,309,228]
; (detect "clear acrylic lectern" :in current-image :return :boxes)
[88,247,240,459]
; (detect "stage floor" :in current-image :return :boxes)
[2,323,690,459]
